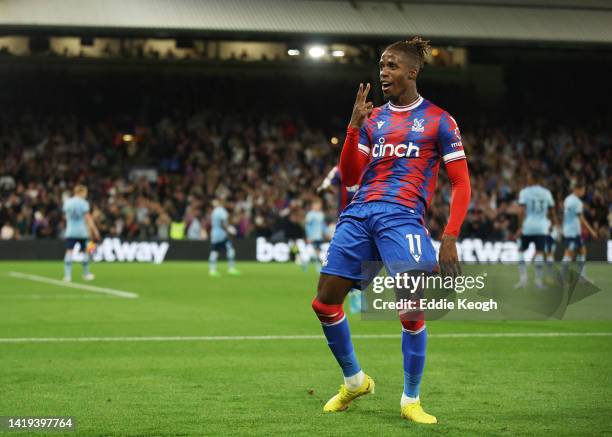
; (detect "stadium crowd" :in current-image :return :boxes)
[0,111,609,242]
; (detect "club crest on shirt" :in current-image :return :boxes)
[411,118,425,132]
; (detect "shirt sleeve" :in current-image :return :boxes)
[576,199,583,215]
[518,189,527,205]
[438,111,466,164]
[83,201,90,213]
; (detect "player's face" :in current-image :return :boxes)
[379,50,417,102]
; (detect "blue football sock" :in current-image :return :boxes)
[227,246,236,270]
[321,317,361,377]
[402,327,427,398]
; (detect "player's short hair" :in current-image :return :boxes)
[572,179,586,190]
[384,36,431,69]
[74,185,87,196]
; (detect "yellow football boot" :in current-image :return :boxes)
[323,374,375,412]
[401,400,437,424]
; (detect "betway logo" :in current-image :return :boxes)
[72,238,169,264]
[432,239,527,263]
[256,237,328,263]
[372,141,420,158]
[256,237,530,264]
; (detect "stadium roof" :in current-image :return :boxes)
[1,0,611,45]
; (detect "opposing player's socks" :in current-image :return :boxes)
[227,246,236,270]
[561,255,571,282]
[517,252,527,284]
[534,253,544,288]
[82,253,91,275]
[64,252,73,280]
[209,250,219,273]
[312,298,361,378]
[401,321,427,399]
[576,254,586,277]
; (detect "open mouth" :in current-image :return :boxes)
[381,81,392,92]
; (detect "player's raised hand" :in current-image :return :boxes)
[348,83,374,129]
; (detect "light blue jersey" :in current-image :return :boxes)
[518,185,554,235]
[63,197,90,239]
[211,207,229,244]
[563,194,583,238]
[305,210,326,241]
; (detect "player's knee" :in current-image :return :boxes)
[401,319,425,333]
[400,310,425,333]
[311,298,345,325]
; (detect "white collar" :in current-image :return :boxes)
[388,95,424,112]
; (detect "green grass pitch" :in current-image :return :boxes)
[0,261,611,436]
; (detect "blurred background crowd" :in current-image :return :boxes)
[1,107,609,243]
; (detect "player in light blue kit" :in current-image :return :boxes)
[561,181,597,283]
[208,199,240,277]
[304,199,327,272]
[62,185,100,282]
[516,174,556,289]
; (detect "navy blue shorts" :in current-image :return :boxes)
[311,240,323,251]
[563,236,584,252]
[66,238,88,250]
[321,202,437,288]
[519,235,546,252]
[212,239,233,252]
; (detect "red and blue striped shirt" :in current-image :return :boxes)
[351,96,466,217]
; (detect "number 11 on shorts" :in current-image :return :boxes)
[406,233,422,262]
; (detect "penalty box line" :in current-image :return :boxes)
[0,332,611,343]
[7,272,139,299]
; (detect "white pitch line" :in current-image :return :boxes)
[0,294,108,300]
[7,272,138,299]
[0,332,610,344]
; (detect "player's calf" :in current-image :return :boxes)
[312,298,362,383]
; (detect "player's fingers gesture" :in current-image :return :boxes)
[349,83,374,129]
